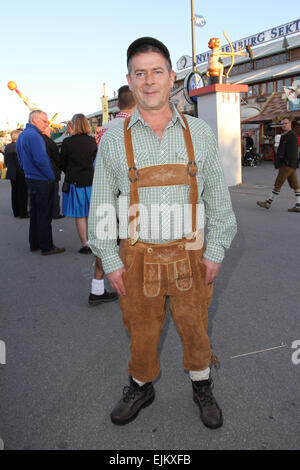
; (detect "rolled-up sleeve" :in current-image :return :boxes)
[88,135,124,274]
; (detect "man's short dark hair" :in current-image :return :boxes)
[118,85,135,110]
[127,37,172,75]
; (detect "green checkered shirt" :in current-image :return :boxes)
[88,104,237,274]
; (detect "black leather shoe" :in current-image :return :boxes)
[79,246,92,254]
[192,378,223,429]
[110,377,155,425]
[88,290,118,305]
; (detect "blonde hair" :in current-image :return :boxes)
[11,129,22,141]
[71,114,91,135]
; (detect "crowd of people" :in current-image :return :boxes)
[3,85,135,305]
[1,35,299,432]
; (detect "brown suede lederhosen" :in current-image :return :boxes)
[274,166,300,193]
[119,115,213,383]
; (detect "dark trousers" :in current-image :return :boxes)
[52,182,61,218]
[10,173,28,217]
[26,179,55,252]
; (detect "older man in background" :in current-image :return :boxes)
[17,110,65,255]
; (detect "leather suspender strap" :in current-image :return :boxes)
[123,114,198,242]
[123,118,140,242]
[180,114,198,234]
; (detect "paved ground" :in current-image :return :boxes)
[0,161,299,450]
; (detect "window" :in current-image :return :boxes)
[260,82,267,95]
[277,79,284,92]
[253,85,259,96]
[279,53,287,63]
[256,59,263,69]
[246,62,252,72]
[285,77,291,87]
[239,63,246,73]
[266,81,274,94]
[254,56,273,70]
[248,86,253,97]
[272,55,279,65]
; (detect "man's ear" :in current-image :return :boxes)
[169,70,175,89]
[126,74,132,91]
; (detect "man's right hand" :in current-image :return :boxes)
[106,268,127,296]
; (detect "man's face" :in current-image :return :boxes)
[281,119,291,132]
[127,52,175,112]
[43,126,51,138]
[33,113,49,132]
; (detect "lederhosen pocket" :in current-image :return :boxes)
[143,245,193,297]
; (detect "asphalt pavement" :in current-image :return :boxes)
[0,161,299,450]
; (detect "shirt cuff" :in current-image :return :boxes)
[87,243,124,274]
[101,254,124,275]
[203,243,225,264]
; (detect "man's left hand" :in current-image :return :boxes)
[202,258,221,285]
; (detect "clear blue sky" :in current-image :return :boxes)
[0,0,298,129]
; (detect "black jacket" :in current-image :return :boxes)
[60,134,97,187]
[4,142,24,180]
[41,134,62,182]
[275,129,299,169]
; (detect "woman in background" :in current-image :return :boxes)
[4,129,28,218]
[61,114,97,253]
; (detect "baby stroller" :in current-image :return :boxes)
[243,146,260,167]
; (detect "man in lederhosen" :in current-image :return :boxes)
[88,37,237,429]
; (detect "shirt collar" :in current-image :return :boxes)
[115,111,130,119]
[126,101,186,130]
[26,123,42,134]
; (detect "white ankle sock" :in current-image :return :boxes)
[268,189,279,202]
[91,279,104,295]
[132,377,146,387]
[189,367,210,382]
[295,191,300,207]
